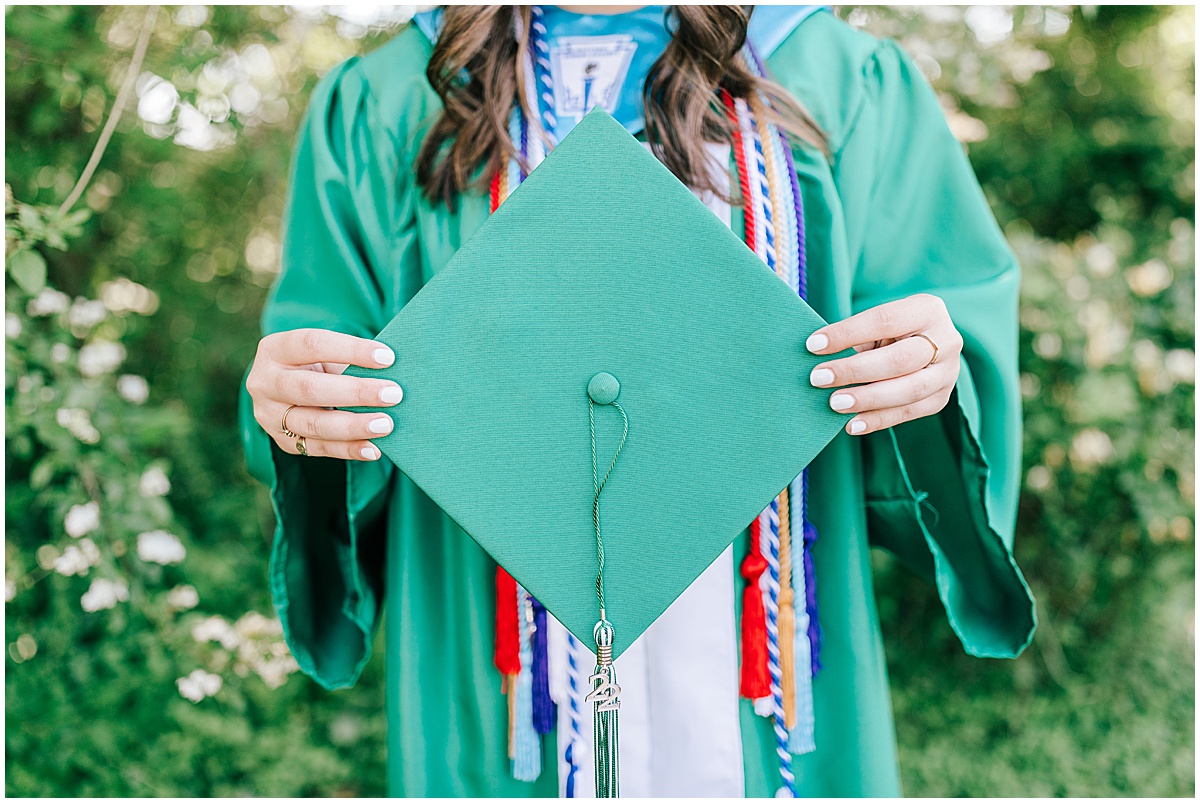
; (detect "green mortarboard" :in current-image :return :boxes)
[344,109,848,745]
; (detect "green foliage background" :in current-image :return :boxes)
[5,5,1194,797]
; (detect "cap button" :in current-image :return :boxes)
[588,372,620,405]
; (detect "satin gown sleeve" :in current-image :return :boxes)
[833,39,1037,658]
[237,56,414,689]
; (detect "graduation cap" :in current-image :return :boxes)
[344,108,849,794]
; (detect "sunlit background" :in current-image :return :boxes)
[5,5,1194,796]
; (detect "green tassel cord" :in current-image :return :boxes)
[585,375,626,797]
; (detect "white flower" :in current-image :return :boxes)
[138,74,179,125]
[1126,258,1173,296]
[167,584,199,610]
[26,287,70,316]
[6,312,21,339]
[192,615,239,649]
[176,668,222,703]
[1165,349,1195,384]
[53,545,91,576]
[136,529,186,565]
[5,578,16,602]
[173,102,235,151]
[80,578,129,612]
[964,4,1013,45]
[77,537,101,565]
[117,374,150,404]
[55,407,100,444]
[254,655,299,690]
[174,5,209,28]
[100,277,158,315]
[1070,428,1116,469]
[68,298,109,330]
[229,81,262,115]
[64,501,100,538]
[191,615,227,641]
[78,341,126,377]
[139,466,171,497]
[50,343,72,363]
[234,611,279,639]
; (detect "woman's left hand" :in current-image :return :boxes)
[805,293,964,436]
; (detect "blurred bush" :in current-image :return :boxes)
[4,4,1193,796]
[856,5,1194,796]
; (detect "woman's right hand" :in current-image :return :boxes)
[246,328,403,461]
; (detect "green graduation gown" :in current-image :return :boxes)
[238,10,1036,797]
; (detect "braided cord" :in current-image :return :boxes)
[720,89,756,254]
[764,500,797,795]
[564,632,584,797]
[529,6,558,136]
[590,399,628,618]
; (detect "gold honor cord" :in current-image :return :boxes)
[585,372,626,798]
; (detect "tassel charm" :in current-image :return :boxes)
[585,618,620,797]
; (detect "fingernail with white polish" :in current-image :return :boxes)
[361,446,379,460]
[810,367,835,387]
[830,393,854,411]
[380,385,404,404]
[849,420,867,435]
[369,416,393,434]
[373,347,395,367]
[806,333,828,353]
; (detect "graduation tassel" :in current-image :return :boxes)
[803,517,823,673]
[512,585,542,781]
[788,473,817,755]
[530,596,557,733]
[589,620,620,798]
[584,376,626,798]
[495,567,522,678]
[494,565,522,760]
[739,515,771,699]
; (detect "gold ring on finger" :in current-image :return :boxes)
[281,404,301,438]
[296,435,308,456]
[911,333,939,368]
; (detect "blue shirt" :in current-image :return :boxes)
[413,5,827,141]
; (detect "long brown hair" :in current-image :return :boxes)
[415,6,828,209]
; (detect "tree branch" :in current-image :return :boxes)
[57,5,159,217]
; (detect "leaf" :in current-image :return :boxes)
[63,207,92,228]
[29,456,57,490]
[16,204,41,232]
[8,248,47,294]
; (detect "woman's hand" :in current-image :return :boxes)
[805,293,963,436]
[246,328,403,461]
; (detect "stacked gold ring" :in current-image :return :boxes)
[280,404,309,456]
[912,332,940,368]
[281,404,300,438]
